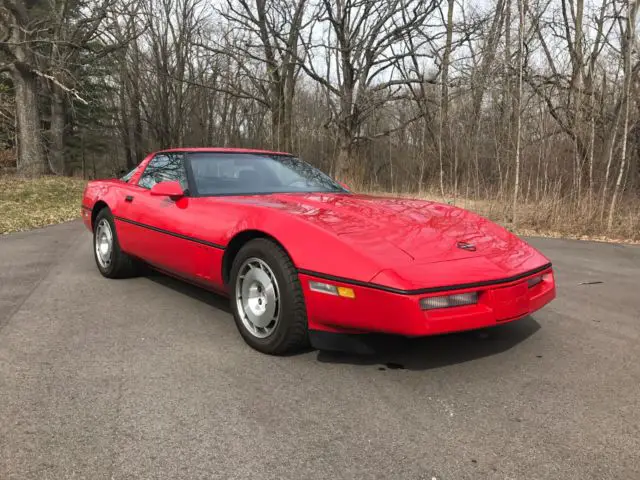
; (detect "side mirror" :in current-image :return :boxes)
[150,180,184,198]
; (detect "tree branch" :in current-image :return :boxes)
[32,69,89,105]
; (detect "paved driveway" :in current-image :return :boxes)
[1,221,638,479]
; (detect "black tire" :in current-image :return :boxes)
[229,238,309,355]
[93,208,138,279]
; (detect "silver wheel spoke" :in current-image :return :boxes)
[95,219,114,269]
[235,257,281,339]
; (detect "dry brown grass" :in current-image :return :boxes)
[0,175,87,234]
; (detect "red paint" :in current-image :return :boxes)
[149,180,185,197]
[151,147,293,155]
[82,148,556,337]
[301,268,555,335]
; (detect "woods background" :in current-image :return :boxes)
[1,0,639,239]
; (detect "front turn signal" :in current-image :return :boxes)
[309,281,356,299]
[337,286,356,299]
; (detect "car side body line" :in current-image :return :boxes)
[113,216,226,250]
[298,262,553,296]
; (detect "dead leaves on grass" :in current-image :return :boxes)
[0,176,87,234]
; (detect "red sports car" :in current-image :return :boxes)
[82,148,556,354]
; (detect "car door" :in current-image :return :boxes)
[117,153,199,276]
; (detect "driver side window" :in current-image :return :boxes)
[138,154,188,191]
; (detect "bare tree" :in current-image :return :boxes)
[512,0,525,225]
[0,0,47,175]
[297,0,442,180]
[608,0,638,231]
[45,0,123,174]
[209,0,308,152]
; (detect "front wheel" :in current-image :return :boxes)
[229,239,308,355]
[93,208,138,278]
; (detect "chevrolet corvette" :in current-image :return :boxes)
[81,148,556,354]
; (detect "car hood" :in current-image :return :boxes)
[219,192,550,285]
[270,192,531,255]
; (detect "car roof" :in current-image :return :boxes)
[155,147,293,156]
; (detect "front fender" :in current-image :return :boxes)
[222,207,414,286]
[81,180,130,230]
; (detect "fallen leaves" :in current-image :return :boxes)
[0,175,87,234]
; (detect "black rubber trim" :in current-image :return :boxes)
[298,262,553,296]
[113,216,225,250]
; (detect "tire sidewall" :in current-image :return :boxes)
[93,209,120,278]
[230,240,303,352]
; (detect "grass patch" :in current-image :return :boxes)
[0,175,87,234]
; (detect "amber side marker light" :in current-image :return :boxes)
[309,281,356,299]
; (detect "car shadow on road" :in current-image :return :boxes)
[145,271,232,313]
[142,271,541,371]
[315,317,541,371]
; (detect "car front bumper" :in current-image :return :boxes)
[300,266,556,337]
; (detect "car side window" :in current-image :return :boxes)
[138,154,188,191]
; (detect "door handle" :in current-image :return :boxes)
[125,195,134,203]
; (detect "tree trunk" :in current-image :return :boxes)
[470,0,505,126]
[49,84,66,175]
[440,0,454,196]
[119,80,134,170]
[271,95,288,151]
[81,128,86,179]
[512,0,524,226]
[335,131,352,181]
[608,0,638,231]
[503,0,512,130]
[12,67,47,176]
[130,44,145,166]
[441,0,454,130]
[131,99,144,167]
[283,84,295,153]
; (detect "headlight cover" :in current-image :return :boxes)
[527,275,543,288]
[420,292,478,310]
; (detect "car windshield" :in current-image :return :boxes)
[187,152,347,196]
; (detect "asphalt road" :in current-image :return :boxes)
[1,221,639,480]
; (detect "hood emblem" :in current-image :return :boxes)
[457,241,477,252]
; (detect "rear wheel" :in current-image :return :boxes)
[93,208,138,278]
[230,239,308,354]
